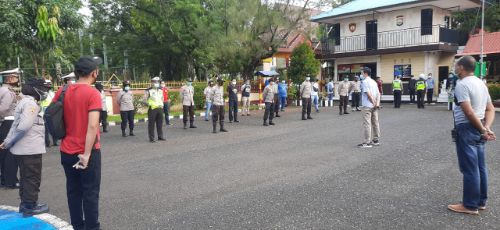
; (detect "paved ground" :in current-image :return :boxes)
[1,104,499,229]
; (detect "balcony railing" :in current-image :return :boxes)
[321,26,459,55]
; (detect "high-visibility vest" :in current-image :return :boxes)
[147,89,163,109]
[392,80,402,90]
[416,80,426,90]
[40,91,54,108]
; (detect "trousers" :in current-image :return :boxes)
[362,108,381,144]
[120,110,135,132]
[0,120,18,186]
[148,108,164,141]
[15,154,42,205]
[264,102,274,122]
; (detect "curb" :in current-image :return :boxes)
[0,205,73,230]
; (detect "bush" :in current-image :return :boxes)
[193,83,208,110]
[488,84,500,101]
[169,91,180,106]
[288,84,298,100]
[133,95,145,113]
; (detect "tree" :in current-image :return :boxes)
[452,2,500,33]
[288,43,320,84]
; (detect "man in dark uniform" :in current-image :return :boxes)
[408,75,417,104]
[0,72,20,188]
[227,79,239,123]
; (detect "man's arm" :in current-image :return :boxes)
[78,111,100,167]
[460,101,488,135]
[484,102,496,132]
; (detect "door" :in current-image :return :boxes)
[438,66,449,94]
[421,9,433,35]
[366,20,378,50]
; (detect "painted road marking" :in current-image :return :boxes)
[0,205,73,230]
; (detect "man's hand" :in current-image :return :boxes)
[0,142,5,149]
[483,129,496,141]
[73,154,90,170]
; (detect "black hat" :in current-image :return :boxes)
[22,78,49,101]
[123,80,131,86]
[74,56,103,76]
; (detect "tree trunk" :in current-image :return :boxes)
[32,54,39,77]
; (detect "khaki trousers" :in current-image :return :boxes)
[362,108,380,144]
[242,97,250,115]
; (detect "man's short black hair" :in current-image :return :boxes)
[362,67,371,76]
[456,56,476,73]
[74,56,102,78]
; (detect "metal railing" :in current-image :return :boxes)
[321,25,459,55]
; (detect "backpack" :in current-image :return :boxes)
[44,85,68,139]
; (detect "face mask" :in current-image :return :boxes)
[359,76,365,80]
[344,79,348,82]
[34,88,48,101]
[70,80,76,84]
[232,82,236,85]
[306,77,310,81]
[282,81,285,84]
[153,83,160,88]
[124,86,130,91]
[187,82,192,86]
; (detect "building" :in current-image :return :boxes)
[311,0,480,95]
[456,30,500,83]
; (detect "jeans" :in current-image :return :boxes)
[120,110,135,132]
[328,93,333,101]
[15,154,42,205]
[351,92,360,108]
[228,100,238,122]
[280,96,287,111]
[163,102,170,125]
[455,122,488,209]
[312,95,319,112]
[61,150,101,230]
[205,102,212,120]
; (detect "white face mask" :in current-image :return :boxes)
[153,83,160,88]
[70,80,76,84]
[306,77,310,81]
[232,82,236,85]
[124,86,130,91]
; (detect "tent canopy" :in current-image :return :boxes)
[256,70,280,76]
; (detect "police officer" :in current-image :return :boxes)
[392,75,403,108]
[117,80,135,137]
[416,74,426,109]
[300,76,313,120]
[61,72,76,85]
[144,77,165,142]
[262,78,275,126]
[40,80,57,147]
[0,73,20,188]
[338,76,351,115]
[227,79,239,123]
[181,78,196,129]
[210,78,228,133]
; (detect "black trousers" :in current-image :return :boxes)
[339,96,348,112]
[15,154,42,205]
[274,94,280,115]
[301,98,311,118]
[409,89,416,103]
[183,105,195,124]
[0,120,18,186]
[148,108,164,141]
[61,150,101,230]
[120,110,135,132]
[393,90,402,108]
[212,105,225,127]
[228,99,238,122]
[264,102,274,122]
[417,90,425,108]
[427,88,434,104]
[351,92,361,108]
[99,111,108,131]
[163,102,170,125]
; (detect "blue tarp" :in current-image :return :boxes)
[0,209,56,230]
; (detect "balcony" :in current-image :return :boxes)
[320,26,461,57]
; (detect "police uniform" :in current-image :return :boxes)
[227,82,239,122]
[0,82,19,187]
[300,79,313,120]
[180,83,196,129]
[262,82,275,126]
[392,78,403,108]
[210,81,227,133]
[144,85,164,142]
[416,77,426,109]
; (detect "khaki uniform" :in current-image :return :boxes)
[210,85,225,131]
[0,84,19,186]
[299,81,312,119]
[180,85,195,126]
[262,84,275,124]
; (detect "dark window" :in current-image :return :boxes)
[329,23,340,46]
[366,20,377,50]
[421,9,433,35]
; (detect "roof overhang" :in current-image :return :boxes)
[311,0,481,24]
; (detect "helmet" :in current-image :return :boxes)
[123,80,131,87]
[151,77,160,82]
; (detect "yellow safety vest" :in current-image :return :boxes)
[40,91,54,109]
[147,89,163,109]
[416,81,425,90]
[392,80,402,90]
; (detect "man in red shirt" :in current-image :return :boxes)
[161,81,171,126]
[53,56,102,230]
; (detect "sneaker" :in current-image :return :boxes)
[358,143,373,148]
[479,205,487,211]
[22,203,49,217]
[372,140,380,146]
[447,204,479,215]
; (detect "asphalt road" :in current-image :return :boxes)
[2,104,500,230]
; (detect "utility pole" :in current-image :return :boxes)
[90,33,95,55]
[78,29,84,56]
[480,0,485,79]
[103,36,108,83]
[124,49,129,80]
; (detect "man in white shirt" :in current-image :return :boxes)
[358,67,381,148]
[311,79,320,113]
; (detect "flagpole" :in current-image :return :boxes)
[480,0,485,79]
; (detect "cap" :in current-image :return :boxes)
[61,72,76,79]
[419,73,426,79]
[74,56,103,76]
[151,77,160,81]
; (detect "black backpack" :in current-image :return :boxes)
[44,85,68,139]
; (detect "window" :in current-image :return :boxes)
[329,23,340,46]
[394,64,412,81]
[421,9,433,35]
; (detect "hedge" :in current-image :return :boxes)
[488,84,500,101]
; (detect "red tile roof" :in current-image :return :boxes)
[458,31,500,56]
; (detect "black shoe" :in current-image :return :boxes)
[45,143,50,147]
[269,122,275,125]
[344,112,350,114]
[122,131,127,137]
[53,142,58,146]
[129,131,135,136]
[234,120,240,123]
[213,129,217,133]
[158,138,166,141]
[275,114,281,117]
[189,125,197,128]
[150,140,156,143]
[4,183,20,189]
[220,128,228,132]
[22,203,49,217]
[302,118,307,120]
[229,121,233,123]
[263,122,269,126]
[307,117,313,120]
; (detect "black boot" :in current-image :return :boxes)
[339,106,343,115]
[220,122,228,132]
[302,112,307,120]
[263,121,269,126]
[183,122,187,129]
[103,123,108,133]
[129,130,135,136]
[122,130,127,137]
[189,121,197,128]
[21,203,49,217]
[213,123,217,133]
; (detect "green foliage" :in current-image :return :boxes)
[193,83,208,110]
[288,43,320,84]
[488,84,500,101]
[288,84,299,100]
[169,91,180,107]
[133,94,144,113]
[452,3,500,33]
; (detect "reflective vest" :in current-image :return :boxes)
[40,91,54,109]
[147,88,164,109]
[392,80,402,90]
[416,80,426,90]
